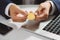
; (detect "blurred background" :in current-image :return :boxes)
[11,0,47,5]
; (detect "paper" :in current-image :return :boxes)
[25,36,43,40]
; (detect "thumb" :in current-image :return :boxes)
[18,9,28,17]
[19,9,27,14]
[35,8,45,16]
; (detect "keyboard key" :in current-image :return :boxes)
[52,23,60,33]
[43,14,60,35]
[49,18,60,32]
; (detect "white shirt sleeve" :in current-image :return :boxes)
[5,3,16,17]
[49,1,56,15]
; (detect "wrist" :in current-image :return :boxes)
[47,1,52,15]
[45,1,51,7]
[9,5,16,16]
[5,3,16,17]
[47,1,56,15]
[44,1,52,16]
[9,5,13,16]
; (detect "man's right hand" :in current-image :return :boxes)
[35,1,51,21]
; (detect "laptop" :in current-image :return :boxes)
[0,5,59,40]
[0,6,60,40]
[38,14,60,40]
[23,14,60,40]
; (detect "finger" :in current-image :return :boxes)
[17,13,25,18]
[43,8,49,16]
[36,6,45,15]
[35,11,39,16]
[35,9,47,19]
[35,8,45,17]
[12,16,27,22]
[17,14,27,19]
[35,5,42,15]
[19,9,27,15]
[17,9,28,17]
[36,12,47,20]
[35,9,41,16]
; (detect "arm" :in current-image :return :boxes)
[52,0,60,15]
[0,0,12,19]
[35,0,60,21]
[0,0,27,22]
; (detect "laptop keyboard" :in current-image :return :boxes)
[43,14,60,35]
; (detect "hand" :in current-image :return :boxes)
[9,5,27,22]
[35,1,51,21]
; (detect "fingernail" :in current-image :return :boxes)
[35,13,38,15]
[17,13,24,17]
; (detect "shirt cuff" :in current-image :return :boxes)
[49,1,56,15]
[5,3,16,17]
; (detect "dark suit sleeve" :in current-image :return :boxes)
[52,0,60,15]
[0,0,12,19]
[35,0,46,4]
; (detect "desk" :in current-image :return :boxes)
[0,5,53,40]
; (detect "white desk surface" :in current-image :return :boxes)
[0,5,53,40]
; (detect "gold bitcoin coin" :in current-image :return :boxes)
[27,12,35,20]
